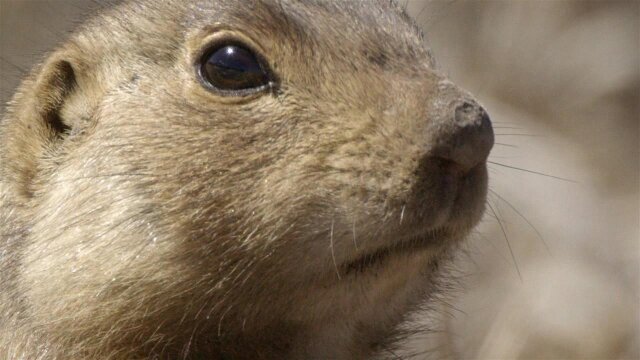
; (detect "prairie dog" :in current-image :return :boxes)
[0,0,493,358]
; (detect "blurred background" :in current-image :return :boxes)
[1,1,638,359]
[407,2,639,358]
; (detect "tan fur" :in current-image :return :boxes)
[0,1,492,358]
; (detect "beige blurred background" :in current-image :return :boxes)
[1,1,638,359]
[407,2,639,359]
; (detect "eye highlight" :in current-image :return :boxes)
[198,43,271,95]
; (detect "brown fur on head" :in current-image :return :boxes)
[0,0,493,358]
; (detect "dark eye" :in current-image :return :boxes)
[199,44,270,94]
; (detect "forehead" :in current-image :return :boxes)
[181,0,432,65]
[185,0,417,32]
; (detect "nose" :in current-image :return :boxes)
[427,100,494,175]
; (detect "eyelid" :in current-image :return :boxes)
[191,30,269,72]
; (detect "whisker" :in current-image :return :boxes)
[492,126,524,130]
[488,161,577,183]
[487,202,522,281]
[217,305,232,337]
[475,230,512,264]
[494,142,517,148]
[494,133,542,137]
[488,189,552,255]
[491,121,521,125]
[352,219,359,251]
[330,218,341,280]
[182,322,198,359]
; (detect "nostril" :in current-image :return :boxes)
[424,100,494,174]
[454,101,488,127]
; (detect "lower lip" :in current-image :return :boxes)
[341,228,451,275]
[338,164,487,276]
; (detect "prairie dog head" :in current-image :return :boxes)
[0,0,493,358]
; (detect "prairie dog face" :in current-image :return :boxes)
[0,0,493,358]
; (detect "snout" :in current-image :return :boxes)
[428,100,494,176]
[402,90,494,230]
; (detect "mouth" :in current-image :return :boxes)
[341,227,454,276]
[335,162,488,277]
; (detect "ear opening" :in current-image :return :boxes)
[36,58,77,138]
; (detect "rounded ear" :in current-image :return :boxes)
[0,50,81,198]
[33,57,77,136]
